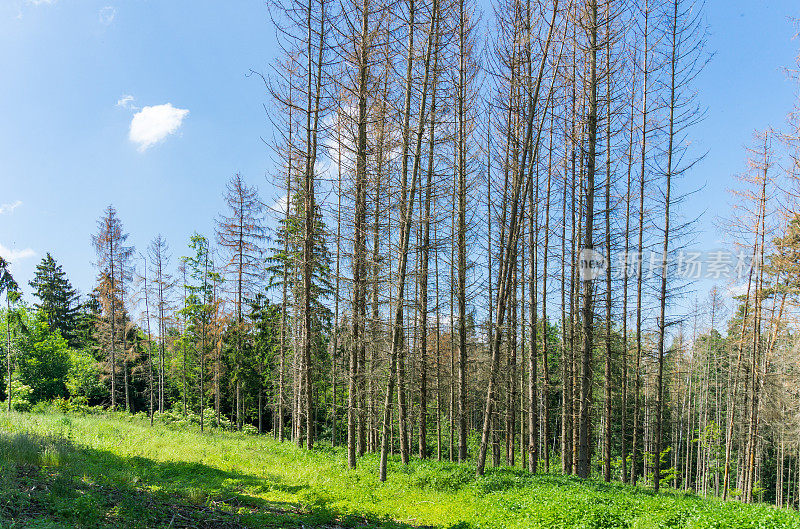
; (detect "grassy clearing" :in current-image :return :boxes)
[1,411,798,528]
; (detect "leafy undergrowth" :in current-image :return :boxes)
[1,412,798,528]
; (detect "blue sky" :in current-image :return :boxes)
[0,0,798,312]
[1,1,284,299]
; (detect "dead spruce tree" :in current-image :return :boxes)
[216,173,266,430]
[147,234,174,415]
[92,205,134,411]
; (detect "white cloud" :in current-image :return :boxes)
[129,103,189,152]
[269,193,289,215]
[99,6,115,25]
[116,94,135,109]
[726,282,749,298]
[0,201,22,215]
[27,0,56,5]
[0,243,35,264]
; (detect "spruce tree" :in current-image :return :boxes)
[29,253,81,347]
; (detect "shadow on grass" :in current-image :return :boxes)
[0,428,441,529]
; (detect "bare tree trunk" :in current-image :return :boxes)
[378,0,437,479]
[418,37,440,458]
[201,251,209,433]
[528,134,539,474]
[476,2,561,476]
[109,235,117,411]
[300,0,326,449]
[142,256,155,426]
[744,134,770,503]
[456,0,469,463]
[508,253,518,467]
[562,99,574,475]
[577,0,599,480]
[6,294,11,413]
[331,112,343,447]
[631,2,649,485]
[278,97,292,441]
[602,0,613,483]
[486,115,495,468]
[620,62,635,483]
[542,116,553,473]
[450,183,456,462]
[348,0,371,469]
[435,231,443,461]
[722,248,755,498]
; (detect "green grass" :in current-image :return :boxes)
[1,411,798,528]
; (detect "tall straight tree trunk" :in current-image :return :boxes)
[542,116,553,473]
[109,236,117,411]
[158,259,166,415]
[486,117,494,468]
[528,141,539,474]
[602,0,613,483]
[508,255,518,467]
[722,237,757,499]
[577,0,599,480]
[378,0,437,479]
[631,2,649,485]
[142,257,155,426]
[418,38,439,459]
[397,283,410,464]
[476,1,561,476]
[562,97,574,475]
[349,0,371,469]
[620,62,635,483]
[120,285,131,414]
[520,221,527,468]
[201,251,209,433]
[456,0,469,463]
[654,0,678,492]
[300,0,326,449]
[6,292,11,413]
[450,183,456,462]
[435,232,443,461]
[370,94,389,452]
[572,120,584,476]
[332,112,343,447]
[744,134,770,502]
[182,268,189,416]
[278,90,292,442]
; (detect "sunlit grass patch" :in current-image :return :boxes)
[2,410,800,528]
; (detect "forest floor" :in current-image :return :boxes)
[0,411,798,529]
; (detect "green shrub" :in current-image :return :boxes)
[9,377,33,412]
[66,349,106,402]
[53,398,71,413]
[32,400,53,414]
[68,395,90,414]
[242,424,258,435]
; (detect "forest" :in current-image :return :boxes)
[3,0,800,525]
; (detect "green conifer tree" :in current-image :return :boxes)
[29,253,81,347]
